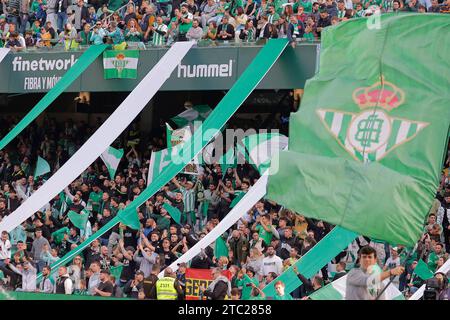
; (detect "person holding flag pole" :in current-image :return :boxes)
[345,245,404,300]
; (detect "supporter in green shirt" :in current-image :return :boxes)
[236,268,259,300]
[294,0,312,13]
[88,185,103,213]
[253,214,279,246]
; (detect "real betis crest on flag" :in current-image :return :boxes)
[316,78,428,163]
[267,15,450,246]
[100,146,124,180]
[103,50,139,79]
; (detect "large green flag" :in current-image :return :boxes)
[162,203,182,225]
[267,15,450,246]
[100,146,124,180]
[103,50,139,79]
[68,210,89,230]
[117,209,141,230]
[34,156,51,179]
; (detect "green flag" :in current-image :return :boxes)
[100,146,124,180]
[34,156,51,179]
[214,235,229,259]
[201,200,209,217]
[241,133,288,174]
[229,191,245,208]
[267,15,450,246]
[103,50,139,79]
[162,203,182,225]
[117,209,141,230]
[68,210,89,230]
[51,227,70,244]
[147,148,171,186]
[110,265,123,280]
[414,259,434,281]
[171,105,212,128]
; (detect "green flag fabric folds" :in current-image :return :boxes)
[162,203,182,225]
[267,15,450,246]
[68,210,89,230]
[100,146,124,180]
[0,45,108,150]
[171,105,212,128]
[241,133,288,174]
[34,156,51,179]
[214,235,229,259]
[414,259,434,281]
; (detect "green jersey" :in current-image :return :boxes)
[152,23,168,46]
[274,293,293,300]
[88,191,102,213]
[256,224,274,245]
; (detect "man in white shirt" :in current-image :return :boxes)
[262,245,283,276]
[383,247,401,288]
[0,231,11,267]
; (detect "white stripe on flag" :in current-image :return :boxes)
[395,121,410,145]
[103,57,139,69]
[0,42,194,233]
[330,112,343,136]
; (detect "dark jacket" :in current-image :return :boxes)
[204,279,229,300]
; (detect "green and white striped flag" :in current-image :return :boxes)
[100,146,124,180]
[171,105,212,128]
[103,50,139,79]
[147,148,171,186]
[309,272,405,300]
[316,109,428,163]
[34,156,51,179]
[241,133,288,174]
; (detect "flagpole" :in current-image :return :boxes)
[375,244,417,300]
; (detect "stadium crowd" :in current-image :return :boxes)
[0,102,449,300]
[1,0,449,51]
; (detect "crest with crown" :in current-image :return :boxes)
[351,77,405,112]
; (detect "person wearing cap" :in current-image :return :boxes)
[156,267,183,300]
[94,269,114,297]
[383,247,401,288]
[217,14,235,40]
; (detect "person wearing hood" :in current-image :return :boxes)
[201,267,231,300]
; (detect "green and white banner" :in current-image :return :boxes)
[103,50,139,79]
[309,273,405,300]
[0,42,194,234]
[100,146,124,180]
[171,105,212,128]
[242,133,288,174]
[0,45,108,151]
[34,39,289,283]
[147,148,171,187]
